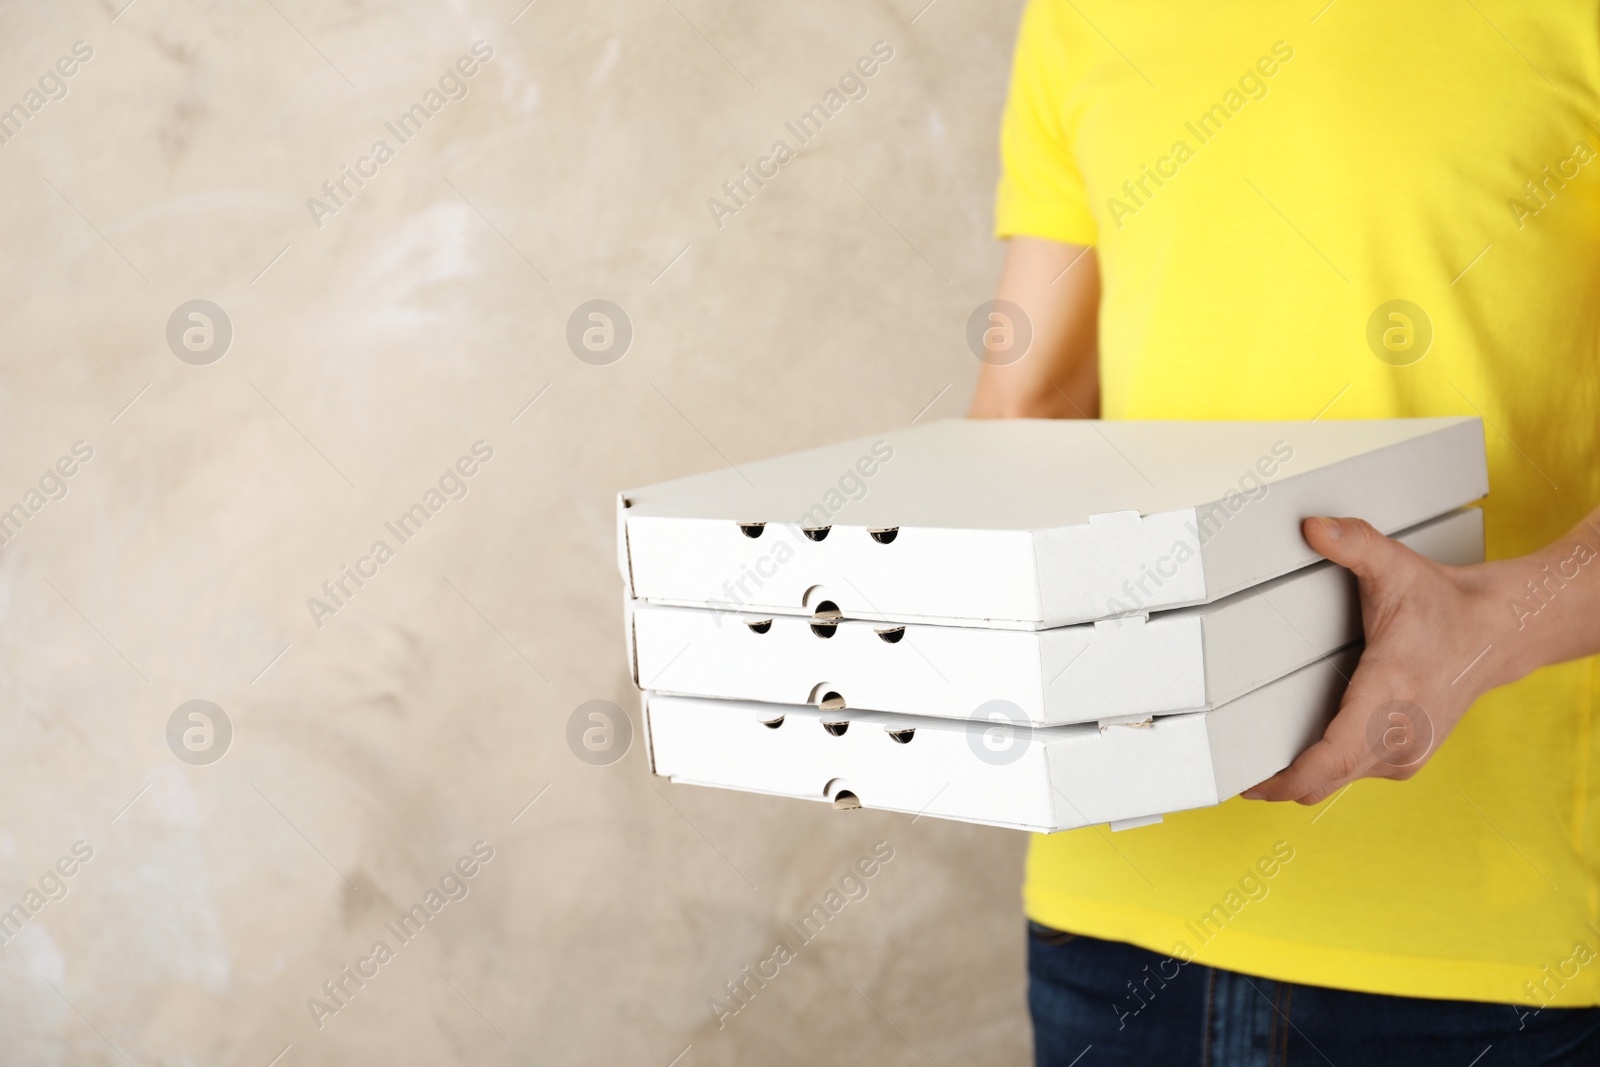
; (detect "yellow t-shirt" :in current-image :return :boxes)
[997,0,1600,1006]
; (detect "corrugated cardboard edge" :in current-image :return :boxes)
[1030,626,1051,724]
[616,492,637,598]
[640,689,660,775]
[624,598,641,687]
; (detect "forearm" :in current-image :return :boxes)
[1475,506,1600,687]
[970,345,1097,420]
[969,237,1101,420]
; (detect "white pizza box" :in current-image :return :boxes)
[618,417,1486,630]
[629,508,1480,726]
[643,648,1357,834]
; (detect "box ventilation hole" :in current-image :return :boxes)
[745,618,773,634]
[818,691,846,712]
[738,522,766,538]
[887,728,916,744]
[803,526,831,541]
[874,627,905,644]
[810,602,840,638]
[801,585,838,610]
[832,790,861,810]
[868,527,898,544]
[760,715,785,729]
[822,720,849,736]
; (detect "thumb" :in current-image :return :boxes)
[1301,516,1411,581]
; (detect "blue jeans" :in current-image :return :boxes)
[1028,923,1600,1066]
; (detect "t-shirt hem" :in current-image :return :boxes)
[1024,888,1599,1008]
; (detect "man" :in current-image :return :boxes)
[970,3,1600,1063]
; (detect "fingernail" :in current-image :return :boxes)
[1316,517,1342,540]
[1240,790,1264,800]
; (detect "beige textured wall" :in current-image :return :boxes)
[0,1,1031,1064]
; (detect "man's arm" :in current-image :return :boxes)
[971,238,1600,808]
[969,237,1101,419]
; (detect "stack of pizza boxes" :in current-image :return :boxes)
[618,418,1487,833]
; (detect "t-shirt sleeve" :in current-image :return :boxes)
[994,0,1097,245]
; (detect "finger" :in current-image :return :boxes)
[1301,516,1414,581]
[1291,777,1349,807]
[1243,672,1390,803]
[1243,734,1365,803]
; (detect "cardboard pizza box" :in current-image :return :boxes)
[643,647,1358,834]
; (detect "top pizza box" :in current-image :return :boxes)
[618,417,1486,630]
